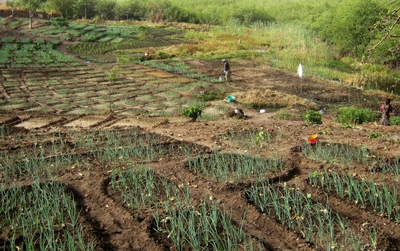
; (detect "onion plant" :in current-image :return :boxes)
[186,152,284,182]
[309,170,400,222]
[246,182,371,250]
[302,143,370,165]
[0,181,95,250]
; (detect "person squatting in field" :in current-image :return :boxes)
[380,98,393,125]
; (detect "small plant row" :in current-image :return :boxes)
[302,142,400,179]
[246,182,376,250]
[1,37,60,46]
[112,167,265,250]
[0,47,76,67]
[0,129,201,181]
[137,60,219,82]
[221,129,283,150]
[309,170,400,222]
[0,181,95,250]
[111,167,191,212]
[302,142,370,166]
[0,150,88,181]
[186,152,285,182]
[68,42,117,55]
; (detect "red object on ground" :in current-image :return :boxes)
[308,134,319,145]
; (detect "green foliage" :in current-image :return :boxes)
[19,37,32,44]
[35,38,46,44]
[94,0,117,20]
[48,39,61,45]
[194,91,222,102]
[315,0,382,57]
[182,105,202,121]
[304,110,322,124]
[255,131,270,147]
[106,66,119,81]
[51,17,70,29]
[230,5,274,25]
[359,64,400,93]
[275,111,293,120]
[368,131,382,139]
[335,106,376,125]
[390,116,400,125]
[136,26,147,34]
[1,37,16,43]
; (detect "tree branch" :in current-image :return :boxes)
[367,7,400,61]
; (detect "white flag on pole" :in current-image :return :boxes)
[297,63,303,79]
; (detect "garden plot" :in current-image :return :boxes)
[0,115,19,125]
[145,70,177,78]
[0,182,98,251]
[14,116,65,129]
[64,115,108,127]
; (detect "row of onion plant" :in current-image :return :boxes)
[370,158,400,181]
[309,170,400,222]
[111,167,265,250]
[1,128,201,181]
[302,143,370,166]
[245,182,375,250]
[220,129,283,150]
[0,181,95,250]
[185,152,284,182]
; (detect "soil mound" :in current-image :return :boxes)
[233,89,318,109]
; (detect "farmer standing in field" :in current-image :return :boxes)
[221,59,232,82]
[380,98,393,125]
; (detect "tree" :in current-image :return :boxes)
[8,0,47,28]
[94,0,116,20]
[44,0,74,18]
[6,0,17,17]
[368,5,400,67]
[315,0,382,58]
[51,17,69,39]
[73,0,96,19]
[334,0,382,57]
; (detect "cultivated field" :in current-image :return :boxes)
[1,16,400,251]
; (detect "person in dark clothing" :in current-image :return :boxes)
[221,59,231,82]
[380,98,393,125]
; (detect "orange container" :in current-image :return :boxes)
[308,134,319,145]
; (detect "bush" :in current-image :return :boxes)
[304,110,322,124]
[194,91,222,102]
[19,37,32,44]
[335,106,376,125]
[1,37,16,43]
[390,116,400,125]
[182,105,202,121]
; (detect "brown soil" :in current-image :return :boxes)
[1,20,400,251]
